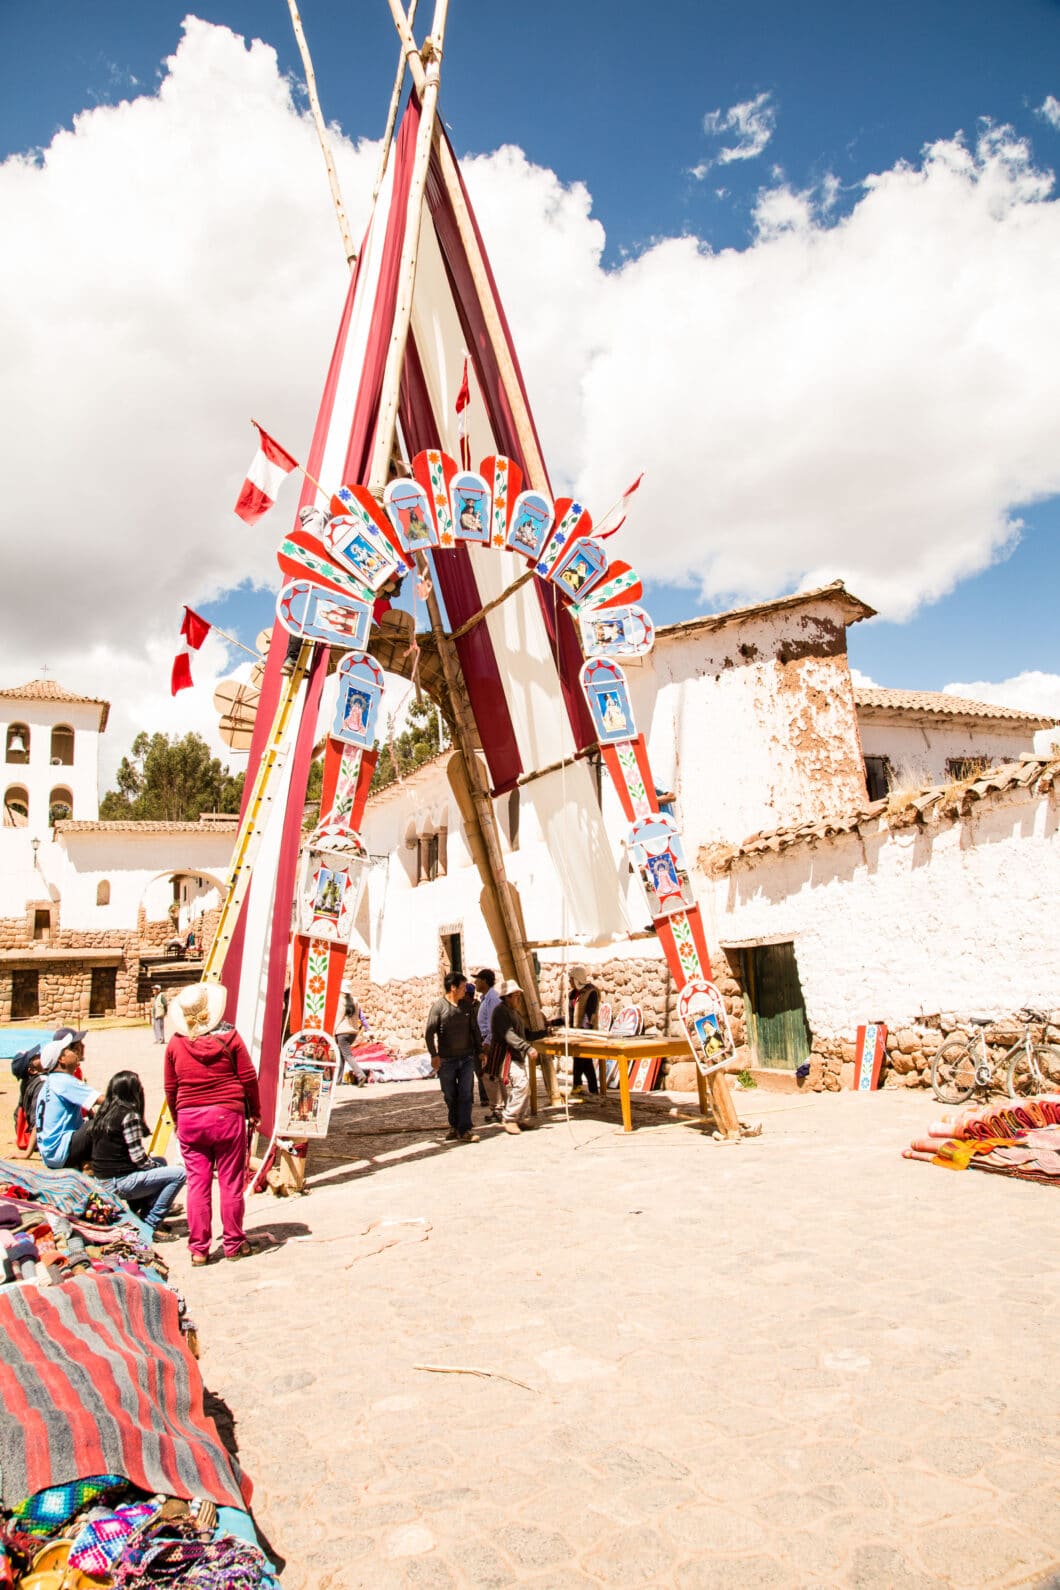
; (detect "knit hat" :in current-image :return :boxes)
[169,983,228,1038]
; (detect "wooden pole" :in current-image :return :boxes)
[447,568,536,640]
[284,0,358,267]
[373,0,420,200]
[367,0,451,495]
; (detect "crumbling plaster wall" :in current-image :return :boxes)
[710,781,1060,1051]
[858,716,1038,789]
[628,603,868,852]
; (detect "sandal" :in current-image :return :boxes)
[190,1253,209,1267]
[226,1241,255,1261]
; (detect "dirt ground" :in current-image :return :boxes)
[4,1025,1059,1589]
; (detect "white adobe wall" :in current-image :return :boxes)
[858,716,1039,788]
[630,601,868,853]
[0,699,103,837]
[711,782,1060,1034]
[54,831,231,932]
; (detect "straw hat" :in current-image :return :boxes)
[497,978,523,998]
[170,983,228,1038]
[569,964,589,988]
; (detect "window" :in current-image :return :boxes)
[96,880,111,907]
[50,724,74,766]
[90,967,117,1017]
[946,756,993,781]
[32,908,51,942]
[441,931,463,979]
[418,833,440,884]
[48,787,73,826]
[863,756,892,802]
[5,724,29,764]
[11,969,39,1020]
[3,785,29,827]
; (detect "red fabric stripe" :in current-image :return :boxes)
[400,331,523,794]
[425,130,596,753]
[233,480,273,525]
[2,1311,59,1492]
[170,653,193,696]
[255,424,299,472]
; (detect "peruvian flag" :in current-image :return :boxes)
[171,606,211,696]
[234,422,300,524]
[595,473,644,539]
[454,358,471,470]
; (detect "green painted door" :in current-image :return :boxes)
[742,943,811,1069]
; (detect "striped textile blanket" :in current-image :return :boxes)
[0,1271,250,1508]
[903,1095,1060,1183]
[0,1159,127,1224]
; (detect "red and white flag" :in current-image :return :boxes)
[234,422,300,524]
[595,473,644,539]
[171,606,212,696]
[454,358,472,470]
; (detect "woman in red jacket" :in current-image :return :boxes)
[164,983,261,1265]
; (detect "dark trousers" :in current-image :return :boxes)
[473,1053,489,1105]
[438,1055,475,1136]
[573,1055,599,1094]
[63,1122,95,1169]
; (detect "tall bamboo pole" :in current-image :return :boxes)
[285,0,358,267]
[373,0,420,200]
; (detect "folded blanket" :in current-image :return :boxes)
[0,1271,249,1508]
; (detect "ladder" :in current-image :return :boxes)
[148,641,314,1157]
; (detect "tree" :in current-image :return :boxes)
[100,731,245,822]
[369,694,445,792]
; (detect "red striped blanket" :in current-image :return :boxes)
[0,1271,250,1508]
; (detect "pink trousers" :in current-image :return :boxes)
[177,1105,248,1258]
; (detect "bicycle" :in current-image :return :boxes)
[930,1009,1060,1104]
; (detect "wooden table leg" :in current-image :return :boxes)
[598,1055,607,1097]
[695,1065,710,1120]
[529,1051,538,1116]
[618,1057,633,1133]
[706,1068,741,1139]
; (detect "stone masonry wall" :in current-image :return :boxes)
[0,904,182,1027]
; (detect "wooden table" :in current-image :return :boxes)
[532,1030,740,1137]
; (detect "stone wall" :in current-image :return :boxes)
[0,906,160,1027]
[803,1015,1060,1092]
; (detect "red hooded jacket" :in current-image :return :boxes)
[164,1026,261,1120]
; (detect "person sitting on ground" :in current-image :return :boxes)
[90,1070,186,1241]
[164,983,261,1265]
[335,982,371,1085]
[11,1045,44,1158]
[475,968,502,1118]
[567,965,600,1097]
[35,1032,99,1169]
[489,979,538,1135]
[425,973,482,1144]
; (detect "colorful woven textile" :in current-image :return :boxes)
[904,1094,1060,1183]
[69,1499,159,1573]
[10,1475,126,1535]
[114,1521,274,1588]
[0,1160,127,1225]
[0,1271,250,1509]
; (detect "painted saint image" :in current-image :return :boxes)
[403,503,432,545]
[511,508,545,552]
[292,1069,322,1123]
[693,1012,724,1057]
[594,619,622,647]
[564,557,591,592]
[341,534,386,579]
[341,687,370,736]
[314,599,362,639]
[458,493,484,535]
[599,690,629,735]
[646,852,681,898]
[313,866,344,919]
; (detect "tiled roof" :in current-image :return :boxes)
[56,817,238,834]
[708,755,1060,872]
[655,581,876,641]
[854,685,1057,728]
[0,679,110,730]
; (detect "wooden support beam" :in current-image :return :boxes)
[448,567,536,641]
[513,745,598,791]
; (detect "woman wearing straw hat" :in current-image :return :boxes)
[164,984,261,1265]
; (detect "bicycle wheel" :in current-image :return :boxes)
[1009,1044,1060,1098]
[931,1040,977,1104]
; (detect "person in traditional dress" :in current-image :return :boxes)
[164,984,261,1265]
[425,973,482,1143]
[90,1070,185,1241]
[489,979,538,1135]
[567,964,600,1097]
[151,984,168,1044]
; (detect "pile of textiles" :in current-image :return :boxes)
[353,1047,433,1082]
[0,1476,278,1586]
[903,1093,1060,1184]
[0,1162,194,1338]
[0,1271,278,1586]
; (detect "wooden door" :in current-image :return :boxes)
[741,943,811,1070]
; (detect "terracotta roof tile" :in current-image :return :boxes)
[56,817,238,834]
[655,580,876,641]
[854,685,1056,728]
[0,679,109,730]
[708,755,1060,872]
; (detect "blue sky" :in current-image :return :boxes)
[2,0,1059,723]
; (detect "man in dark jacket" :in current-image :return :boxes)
[490,978,538,1135]
[425,973,482,1143]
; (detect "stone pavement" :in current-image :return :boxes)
[78,1030,1060,1587]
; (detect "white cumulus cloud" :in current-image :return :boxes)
[692,91,777,178]
[1038,94,1060,129]
[3,21,1060,790]
[943,672,1060,753]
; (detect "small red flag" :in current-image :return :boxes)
[596,473,644,540]
[180,607,211,649]
[234,422,300,524]
[171,607,212,695]
[454,359,471,470]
